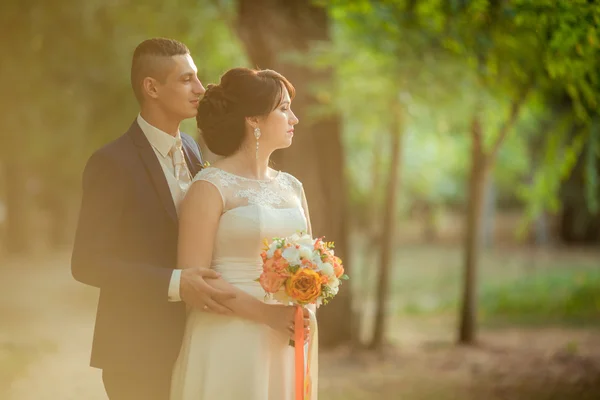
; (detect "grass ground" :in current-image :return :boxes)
[1,245,599,399]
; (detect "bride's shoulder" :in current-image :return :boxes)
[192,166,230,186]
[278,171,303,190]
[193,165,220,180]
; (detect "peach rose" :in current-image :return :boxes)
[285,268,322,304]
[272,257,289,273]
[259,271,287,294]
[262,258,275,273]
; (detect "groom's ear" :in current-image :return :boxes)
[142,77,160,100]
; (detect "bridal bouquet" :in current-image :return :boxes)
[257,231,348,306]
[257,231,347,400]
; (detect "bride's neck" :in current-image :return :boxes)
[229,146,272,180]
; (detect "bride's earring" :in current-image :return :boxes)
[254,127,261,160]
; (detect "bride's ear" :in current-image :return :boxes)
[245,116,260,131]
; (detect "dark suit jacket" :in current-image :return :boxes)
[71,120,203,370]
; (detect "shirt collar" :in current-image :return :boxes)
[137,114,181,158]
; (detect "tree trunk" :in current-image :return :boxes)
[370,103,404,350]
[236,0,352,347]
[458,89,529,344]
[353,138,384,347]
[2,160,31,255]
[481,176,496,248]
[458,114,488,345]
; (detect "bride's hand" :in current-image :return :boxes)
[264,304,310,342]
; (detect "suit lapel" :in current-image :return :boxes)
[181,134,203,178]
[128,120,178,224]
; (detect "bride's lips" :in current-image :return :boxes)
[190,99,199,106]
[287,129,294,136]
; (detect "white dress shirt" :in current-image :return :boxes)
[137,114,191,302]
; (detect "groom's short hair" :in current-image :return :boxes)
[131,38,190,103]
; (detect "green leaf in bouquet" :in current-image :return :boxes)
[340,274,350,280]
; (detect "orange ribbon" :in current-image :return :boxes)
[294,305,304,400]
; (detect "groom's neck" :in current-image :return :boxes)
[140,108,180,137]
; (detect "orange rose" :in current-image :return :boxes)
[332,256,344,278]
[285,268,322,304]
[259,271,287,294]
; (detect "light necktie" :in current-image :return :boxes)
[171,137,191,187]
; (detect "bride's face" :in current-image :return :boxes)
[258,87,299,151]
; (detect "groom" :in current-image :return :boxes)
[71,38,236,399]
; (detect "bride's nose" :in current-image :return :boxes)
[290,112,299,126]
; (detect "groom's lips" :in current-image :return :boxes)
[190,99,199,106]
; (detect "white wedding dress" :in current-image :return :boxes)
[170,167,318,400]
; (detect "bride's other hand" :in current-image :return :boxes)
[264,304,310,341]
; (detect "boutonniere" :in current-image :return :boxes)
[198,160,211,170]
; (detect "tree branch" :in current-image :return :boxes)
[489,84,532,160]
[471,112,484,157]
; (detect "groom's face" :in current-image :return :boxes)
[155,54,205,120]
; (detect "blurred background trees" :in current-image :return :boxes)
[1,0,598,356]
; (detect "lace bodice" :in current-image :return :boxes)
[193,166,304,212]
[191,167,308,290]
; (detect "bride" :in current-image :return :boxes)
[170,67,318,400]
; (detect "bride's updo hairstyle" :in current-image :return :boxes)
[196,67,295,157]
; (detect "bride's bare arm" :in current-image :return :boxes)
[300,186,317,314]
[178,179,301,334]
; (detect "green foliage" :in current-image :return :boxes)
[480,268,600,325]
[514,0,600,122]
[326,0,600,223]
[584,119,600,213]
[382,244,600,325]
[517,119,586,217]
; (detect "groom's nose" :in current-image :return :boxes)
[193,78,205,96]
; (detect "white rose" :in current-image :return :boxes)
[282,246,301,265]
[289,232,301,242]
[299,246,313,260]
[328,276,340,289]
[297,234,314,247]
[311,251,322,265]
[266,248,275,259]
[319,262,335,277]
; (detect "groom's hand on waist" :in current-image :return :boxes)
[179,268,236,314]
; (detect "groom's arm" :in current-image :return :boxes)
[71,150,172,299]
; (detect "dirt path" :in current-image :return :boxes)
[1,253,105,400]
